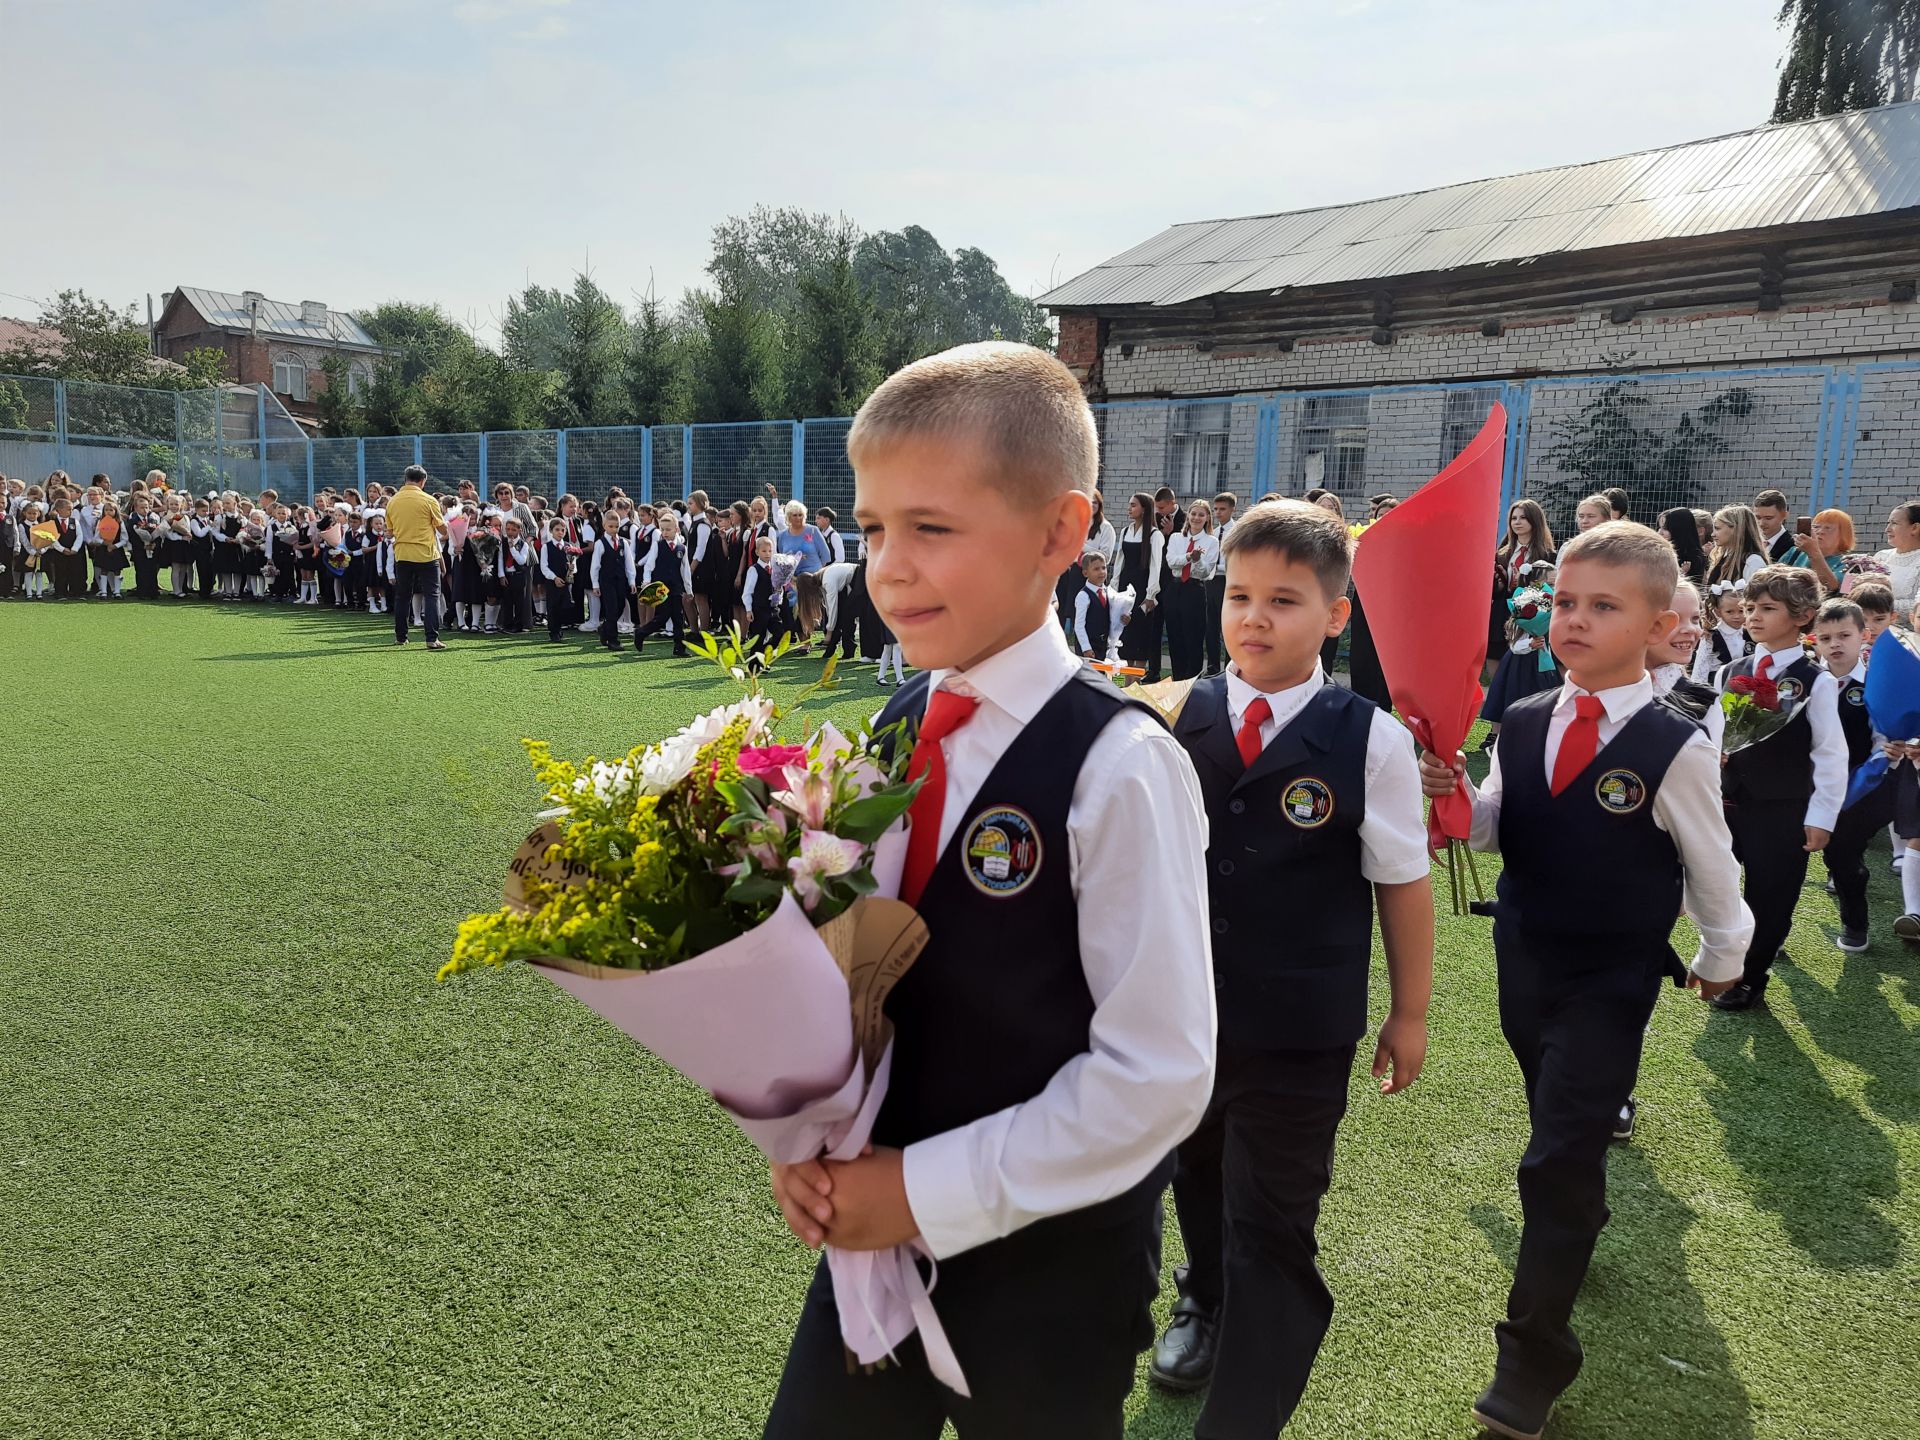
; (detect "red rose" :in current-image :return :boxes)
[1750,676,1780,710]
[1728,675,1754,695]
[1514,603,1538,620]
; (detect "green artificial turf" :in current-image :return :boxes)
[2,595,1916,1440]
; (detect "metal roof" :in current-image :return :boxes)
[1041,100,1920,309]
[173,287,381,349]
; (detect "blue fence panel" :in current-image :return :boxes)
[690,421,794,506]
[1838,362,1920,519]
[486,429,559,496]
[262,438,311,505]
[800,418,856,523]
[311,438,361,498]
[421,433,482,490]
[564,426,646,504]
[361,436,418,493]
[649,426,687,504]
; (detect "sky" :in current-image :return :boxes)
[6,0,1787,346]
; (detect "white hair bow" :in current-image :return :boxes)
[1710,579,1747,596]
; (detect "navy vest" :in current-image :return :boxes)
[1494,690,1694,952]
[1173,676,1374,1052]
[748,563,776,623]
[1721,651,1821,804]
[650,537,686,596]
[1835,669,1870,770]
[871,667,1172,1228]
[1081,584,1111,658]
[1707,625,1751,669]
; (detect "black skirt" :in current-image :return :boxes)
[1480,644,1560,722]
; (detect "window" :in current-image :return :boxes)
[1440,388,1497,468]
[1166,400,1231,495]
[1293,393,1369,493]
[347,363,371,399]
[272,353,308,401]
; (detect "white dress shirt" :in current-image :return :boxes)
[897,618,1215,1260]
[1166,531,1220,584]
[1223,663,1431,885]
[1463,675,1755,982]
[1720,640,1849,832]
[1083,518,1118,571]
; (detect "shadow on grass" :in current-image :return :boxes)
[1693,1003,1903,1272]
[1773,947,1920,1126]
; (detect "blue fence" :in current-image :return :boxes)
[2,364,1909,533]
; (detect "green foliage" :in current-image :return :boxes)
[624,290,683,426]
[1771,0,1920,120]
[314,353,364,439]
[1540,365,1756,534]
[788,233,881,417]
[0,376,26,431]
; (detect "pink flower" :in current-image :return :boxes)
[738,745,810,781]
[774,768,833,831]
[788,830,865,909]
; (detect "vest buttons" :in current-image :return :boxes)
[1218,859,1236,877]
[1228,799,1246,815]
[1211,917,1228,935]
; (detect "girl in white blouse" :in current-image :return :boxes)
[1115,492,1164,672]
[1705,504,1769,589]
[1163,500,1219,681]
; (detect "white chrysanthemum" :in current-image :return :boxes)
[638,733,702,795]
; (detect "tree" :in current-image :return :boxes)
[353,302,472,388]
[1540,369,1756,535]
[1772,0,1920,120]
[625,289,683,426]
[314,353,364,438]
[360,358,419,437]
[501,284,572,374]
[788,235,881,417]
[553,272,626,428]
[0,377,29,431]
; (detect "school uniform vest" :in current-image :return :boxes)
[597,536,628,592]
[1173,676,1374,1052]
[651,538,687,595]
[1494,690,1693,951]
[1721,652,1821,805]
[748,562,776,624]
[1082,584,1112,657]
[1116,527,1151,594]
[1707,625,1750,669]
[544,541,571,582]
[1835,669,1871,770]
[871,667,1172,1229]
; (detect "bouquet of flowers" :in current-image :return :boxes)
[768,549,801,592]
[636,580,669,609]
[1508,582,1555,671]
[1839,554,1890,592]
[438,629,973,1394]
[1721,672,1802,753]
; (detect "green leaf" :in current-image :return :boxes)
[714,779,767,819]
[836,789,916,844]
[725,872,786,905]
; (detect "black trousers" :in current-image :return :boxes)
[1171,1043,1356,1439]
[1203,574,1227,673]
[545,577,572,640]
[636,586,686,651]
[1725,796,1809,990]
[598,578,630,649]
[1144,602,1166,682]
[1164,578,1208,682]
[499,569,529,632]
[195,543,216,598]
[131,546,162,598]
[391,559,441,643]
[764,1204,1161,1440]
[1824,777,1895,933]
[1493,926,1663,1402]
[826,564,867,659]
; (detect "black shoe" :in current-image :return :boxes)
[672,644,689,658]
[1467,899,1498,918]
[1710,981,1761,1012]
[1147,1296,1217,1393]
[1612,1097,1637,1143]
[1836,928,1869,953]
[1471,1383,1551,1440]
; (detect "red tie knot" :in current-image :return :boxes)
[1755,653,1773,681]
[1575,694,1605,722]
[1243,696,1273,729]
[920,688,979,746]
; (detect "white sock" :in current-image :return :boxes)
[484,603,500,629]
[111,576,122,596]
[1902,847,1920,918]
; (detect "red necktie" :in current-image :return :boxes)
[1550,694,1606,795]
[1236,697,1272,769]
[1097,587,1108,609]
[1181,560,1192,582]
[900,688,981,906]
[1754,652,1773,682]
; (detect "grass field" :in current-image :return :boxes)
[2,595,1916,1440]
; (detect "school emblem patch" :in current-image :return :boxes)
[1775,675,1805,702]
[1281,778,1334,828]
[1594,769,1647,815]
[963,806,1042,896]
[1843,680,1866,708]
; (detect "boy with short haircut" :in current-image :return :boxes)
[1419,521,1752,1439]
[1709,563,1846,1010]
[1204,491,1238,676]
[1852,579,1894,651]
[1752,488,1807,565]
[763,342,1215,1439]
[1812,598,1882,952]
[1150,499,1433,1436]
[1070,551,1128,663]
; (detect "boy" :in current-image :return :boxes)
[1709,564,1846,1011]
[1752,488,1807,566]
[1812,598,1881,952]
[1150,500,1432,1436]
[741,533,786,656]
[1070,551,1126,663]
[1419,522,1752,1439]
[1204,491,1237,676]
[589,511,634,652]
[634,509,691,657]
[763,342,1215,1439]
[1852,579,1894,652]
[538,517,574,642]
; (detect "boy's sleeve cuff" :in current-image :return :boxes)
[901,1132,995,1262]
[1689,946,1744,985]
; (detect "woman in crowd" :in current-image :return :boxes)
[1659,506,1709,580]
[1876,502,1920,617]
[1809,508,1855,591]
[776,500,833,650]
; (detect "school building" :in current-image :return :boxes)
[1041,100,1920,525]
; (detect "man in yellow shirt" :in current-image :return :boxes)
[385,465,450,648]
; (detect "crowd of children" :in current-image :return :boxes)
[9,355,1916,1439]
[0,468,924,679]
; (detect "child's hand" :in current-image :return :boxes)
[1372,1009,1428,1094]
[820,1146,918,1252]
[1417,749,1464,799]
[1804,826,1832,853]
[769,1158,836,1249]
[1687,970,1739,1001]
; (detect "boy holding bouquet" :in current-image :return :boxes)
[1419,522,1752,1439]
[764,342,1216,1439]
[1149,500,1433,1436]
